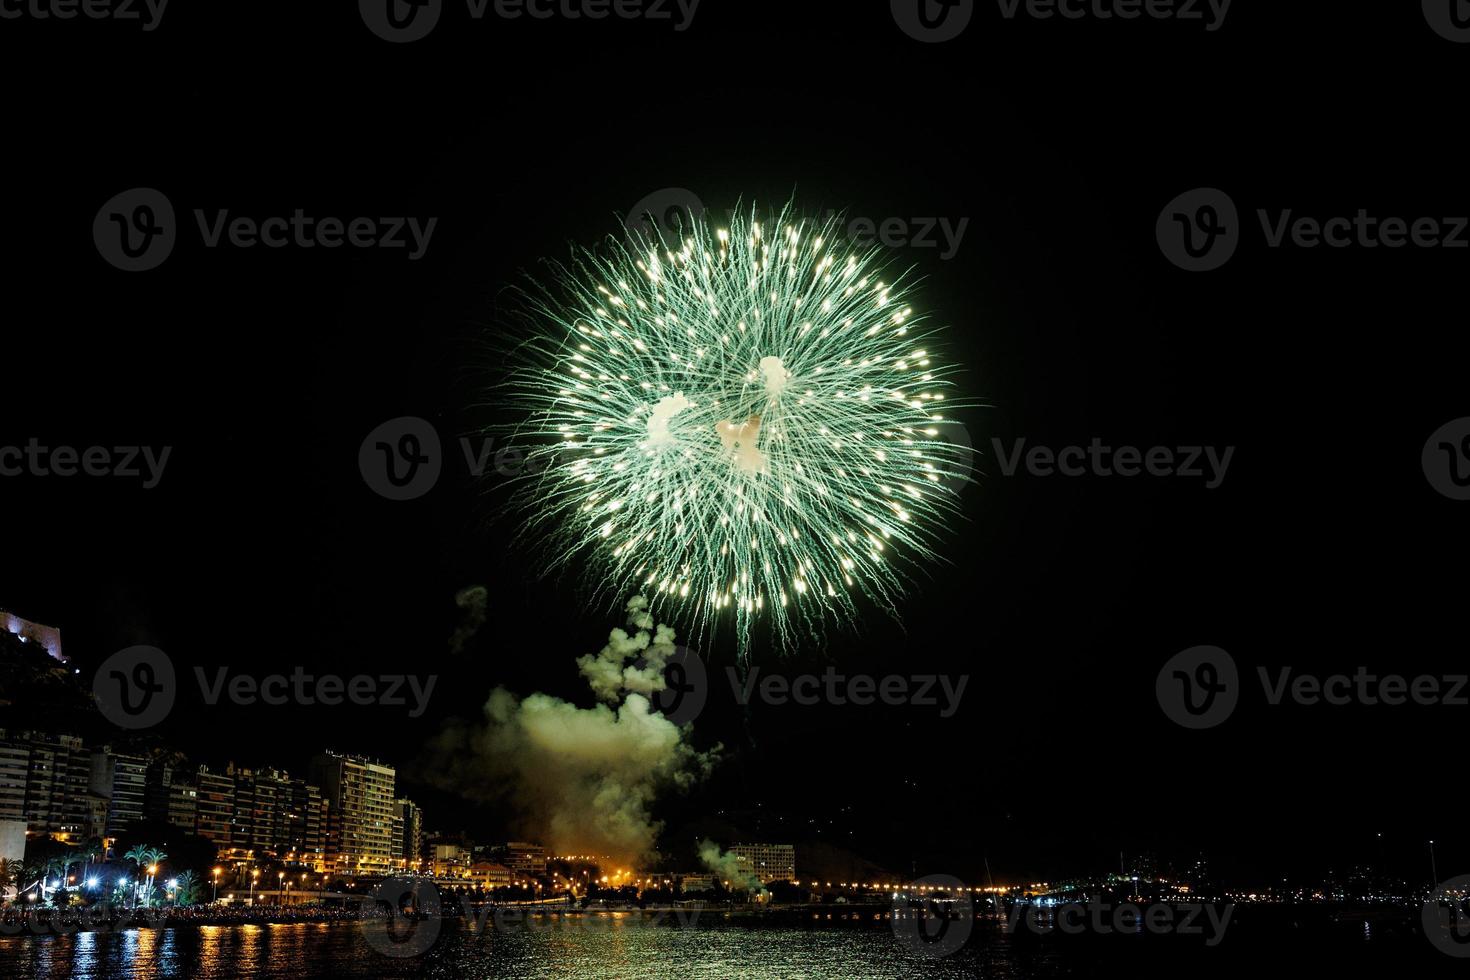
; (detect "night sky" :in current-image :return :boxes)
[1,1,1464,890]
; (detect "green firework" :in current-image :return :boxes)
[502,202,970,660]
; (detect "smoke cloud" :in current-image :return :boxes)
[448,584,489,655]
[425,597,716,865]
[697,839,764,893]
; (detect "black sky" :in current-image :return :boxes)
[0,1,1465,888]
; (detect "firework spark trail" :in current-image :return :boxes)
[503,202,970,661]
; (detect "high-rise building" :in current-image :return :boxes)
[232,767,290,858]
[0,735,26,864]
[194,766,234,850]
[309,752,395,877]
[226,767,326,868]
[286,778,327,870]
[0,738,28,824]
[1,730,91,839]
[144,762,198,832]
[89,747,148,838]
[500,841,547,876]
[393,799,423,871]
[728,843,796,884]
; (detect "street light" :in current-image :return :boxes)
[250,869,259,906]
[212,868,221,904]
[278,872,285,905]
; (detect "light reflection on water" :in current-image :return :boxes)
[0,919,1000,980]
[0,913,1445,979]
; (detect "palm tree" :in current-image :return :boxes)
[123,846,166,907]
[0,858,20,903]
[18,860,49,903]
[172,870,201,906]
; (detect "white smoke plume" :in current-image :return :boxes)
[426,597,716,865]
[697,839,764,893]
[448,584,489,655]
[575,595,678,701]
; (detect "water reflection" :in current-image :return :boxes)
[0,913,1455,979]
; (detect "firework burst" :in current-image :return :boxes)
[501,202,970,660]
